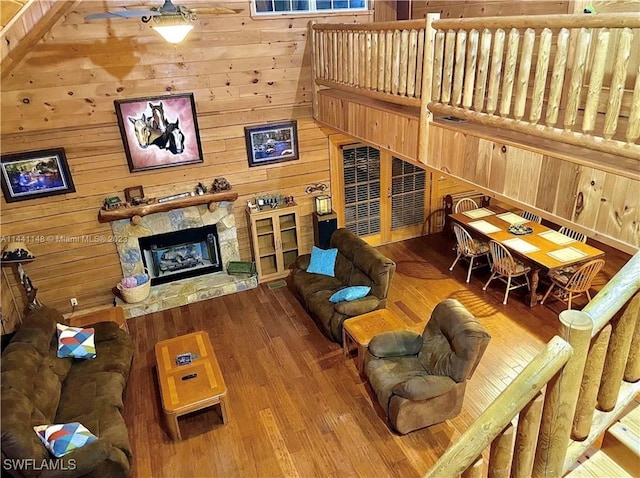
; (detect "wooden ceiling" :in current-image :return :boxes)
[1,0,79,79]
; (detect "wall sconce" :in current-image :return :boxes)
[315,195,333,216]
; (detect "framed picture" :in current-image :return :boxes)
[114,93,204,172]
[244,121,299,167]
[124,186,144,203]
[1,148,75,203]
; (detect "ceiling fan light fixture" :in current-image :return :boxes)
[151,14,194,43]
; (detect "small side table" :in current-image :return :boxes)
[66,306,128,333]
[342,308,407,374]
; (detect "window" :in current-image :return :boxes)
[254,0,368,15]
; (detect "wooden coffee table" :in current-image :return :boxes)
[342,308,407,374]
[154,331,228,440]
[66,306,128,332]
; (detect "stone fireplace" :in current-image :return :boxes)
[110,201,257,318]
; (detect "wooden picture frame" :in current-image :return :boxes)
[114,93,204,173]
[245,121,299,167]
[1,148,75,203]
[124,186,144,203]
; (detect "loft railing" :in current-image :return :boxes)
[424,251,640,478]
[310,13,640,161]
[310,20,429,107]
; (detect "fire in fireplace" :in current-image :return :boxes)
[138,225,222,286]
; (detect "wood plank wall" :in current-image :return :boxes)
[411,0,570,19]
[0,1,373,330]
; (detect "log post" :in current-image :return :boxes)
[512,393,544,477]
[533,310,593,478]
[418,14,437,166]
[572,324,611,440]
[597,293,640,411]
[488,422,514,478]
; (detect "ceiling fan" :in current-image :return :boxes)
[85,0,243,43]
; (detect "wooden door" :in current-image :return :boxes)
[330,137,429,246]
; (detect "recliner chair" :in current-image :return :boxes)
[364,299,491,434]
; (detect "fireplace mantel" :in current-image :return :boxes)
[98,191,238,223]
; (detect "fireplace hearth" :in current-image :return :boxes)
[110,201,257,318]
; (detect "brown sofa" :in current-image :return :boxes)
[289,228,396,344]
[1,306,134,477]
[364,299,491,434]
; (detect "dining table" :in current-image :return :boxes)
[449,207,606,307]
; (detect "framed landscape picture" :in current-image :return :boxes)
[114,93,204,172]
[1,148,75,203]
[245,121,299,167]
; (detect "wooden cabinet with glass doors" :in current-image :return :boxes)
[245,205,301,283]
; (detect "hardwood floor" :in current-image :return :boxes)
[123,233,630,478]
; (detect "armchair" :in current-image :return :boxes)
[364,299,491,434]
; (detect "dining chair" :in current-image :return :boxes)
[450,224,490,283]
[483,241,531,305]
[520,211,542,223]
[541,258,605,310]
[558,226,587,243]
[454,198,479,214]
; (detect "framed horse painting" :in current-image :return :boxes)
[1,148,75,203]
[114,93,204,172]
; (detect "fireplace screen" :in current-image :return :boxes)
[139,225,222,286]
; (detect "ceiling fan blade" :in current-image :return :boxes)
[85,10,161,20]
[190,7,243,15]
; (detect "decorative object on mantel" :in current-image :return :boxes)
[1,148,75,203]
[253,193,290,211]
[103,196,126,210]
[194,182,208,195]
[117,270,151,303]
[114,93,204,173]
[124,185,145,204]
[212,177,231,193]
[1,242,40,313]
[245,121,299,167]
[305,183,328,194]
[98,190,239,223]
[158,192,194,203]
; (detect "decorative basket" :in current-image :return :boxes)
[117,271,151,303]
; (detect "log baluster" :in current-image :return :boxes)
[442,29,456,103]
[603,27,633,140]
[530,28,552,125]
[463,29,478,109]
[512,393,544,478]
[432,29,445,101]
[627,63,640,144]
[461,457,483,478]
[564,28,592,131]
[377,31,386,92]
[391,30,401,95]
[473,29,492,112]
[499,28,520,117]
[624,306,640,382]
[358,32,366,88]
[582,28,610,134]
[597,293,640,411]
[489,422,514,478]
[370,31,378,90]
[398,29,410,96]
[342,30,349,84]
[365,32,372,89]
[407,29,418,97]
[546,28,570,127]
[572,324,612,440]
[452,29,467,106]
[514,28,535,121]
[332,31,339,82]
[415,28,425,99]
[486,28,505,115]
[385,30,393,93]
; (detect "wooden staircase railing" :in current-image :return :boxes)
[423,251,640,477]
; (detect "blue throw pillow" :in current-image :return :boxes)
[306,246,338,277]
[329,286,371,303]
